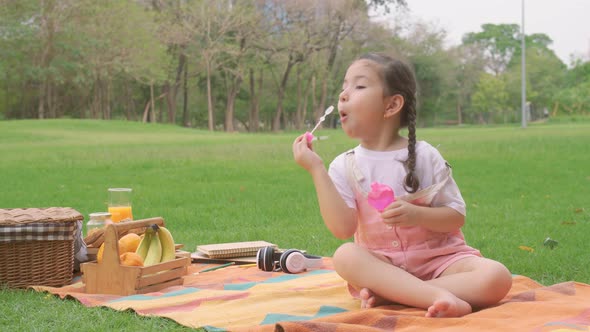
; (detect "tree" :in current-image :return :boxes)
[13,0,576,129]
[179,0,254,131]
[471,73,510,123]
[314,0,409,128]
[310,0,369,126]
[565,58,590,86]
[552,81,590,116]
[461,26,574,123]
[366,0,407,13]
[0,1,38,118]
[256,1,332,132]
[72,1,168,120]
[451,44,487,125]
[505,38,565,120]
[7,0,83,119]
[218,3,263,132]
[392,21,456,126]
[463,24,521,76]
[147,0,187,125]
[553,60,590,115]
[248,67,264,132]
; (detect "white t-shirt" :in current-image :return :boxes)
[328,141,466,216]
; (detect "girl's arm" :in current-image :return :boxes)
[293,135,357,239]
[308,165,357,239]
[381,200,464,233]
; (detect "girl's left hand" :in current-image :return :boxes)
[380,200,421,227]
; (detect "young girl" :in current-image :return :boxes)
[292,53,512,318]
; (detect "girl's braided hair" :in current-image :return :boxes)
[359,53,419,193]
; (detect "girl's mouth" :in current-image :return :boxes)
[339,110,348,123]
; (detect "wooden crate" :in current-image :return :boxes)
[81,217,190,296]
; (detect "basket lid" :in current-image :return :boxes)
[0,207,83,225]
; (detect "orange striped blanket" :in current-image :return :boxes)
[34,259,590,332]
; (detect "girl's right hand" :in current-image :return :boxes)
[293,134,324,173]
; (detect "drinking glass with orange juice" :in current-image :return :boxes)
[108,188,133,223]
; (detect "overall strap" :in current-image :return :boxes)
[344,150,367,197]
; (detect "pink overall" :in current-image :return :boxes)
[345,151,481,282]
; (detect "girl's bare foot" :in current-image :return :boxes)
[425,295,472,318]
[359,288,390,309]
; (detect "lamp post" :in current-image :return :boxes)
[521,0,527,128]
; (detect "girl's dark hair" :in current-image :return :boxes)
[359,53,419,193]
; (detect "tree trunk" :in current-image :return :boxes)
[37,81,45,119]
[551,101,559,117]
[295,68,303,130]
[182,60,190,127]
[4,72,9,118]
[248,68,261,132]
[248,68,255,132]
[47,82,55,118]
[478,113,485,124]
[150,82,155,123]
[316,19,343,127]
[100,80,104,119]
[166,48,186,125]
[225,74,242,132]
[311,75,317,125]
[91,76,101,119]
[163,83,172,122]
[302,75,311,130]
[104,80,111,120]
[37,0,55,119]
[37,0,56,120]
[272,59,296,132]
[318,76,328,123]
[456,96,463,125]
[142,99,150,123]
[206,58,215,131]
[125,81,134,121]
[273,93,284,132]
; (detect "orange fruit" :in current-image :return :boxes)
[119,252,144,267]
[118,233,141,254]
[96,233,141,264]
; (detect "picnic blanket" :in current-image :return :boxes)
[34,258,590,331]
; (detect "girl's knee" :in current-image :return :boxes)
[333,242,362,274]
[481,261,513,303]
[493,262,513,292]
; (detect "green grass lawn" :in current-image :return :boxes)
[1,118,589,330]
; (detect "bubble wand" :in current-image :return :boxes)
[306,105,334,142]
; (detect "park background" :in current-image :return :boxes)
[1,0,589,129]
[1,1,589,331]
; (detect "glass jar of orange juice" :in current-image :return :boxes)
[108,188,133,223]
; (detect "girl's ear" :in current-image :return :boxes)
[384,94,404,118]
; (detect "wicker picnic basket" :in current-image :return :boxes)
[0,207,83,288]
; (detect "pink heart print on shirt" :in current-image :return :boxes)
[367,182,395,212]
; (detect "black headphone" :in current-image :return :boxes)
[256,246,322,274]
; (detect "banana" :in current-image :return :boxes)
[143,225,162,266]
[158,226,176,263]
[135,232,152,261]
